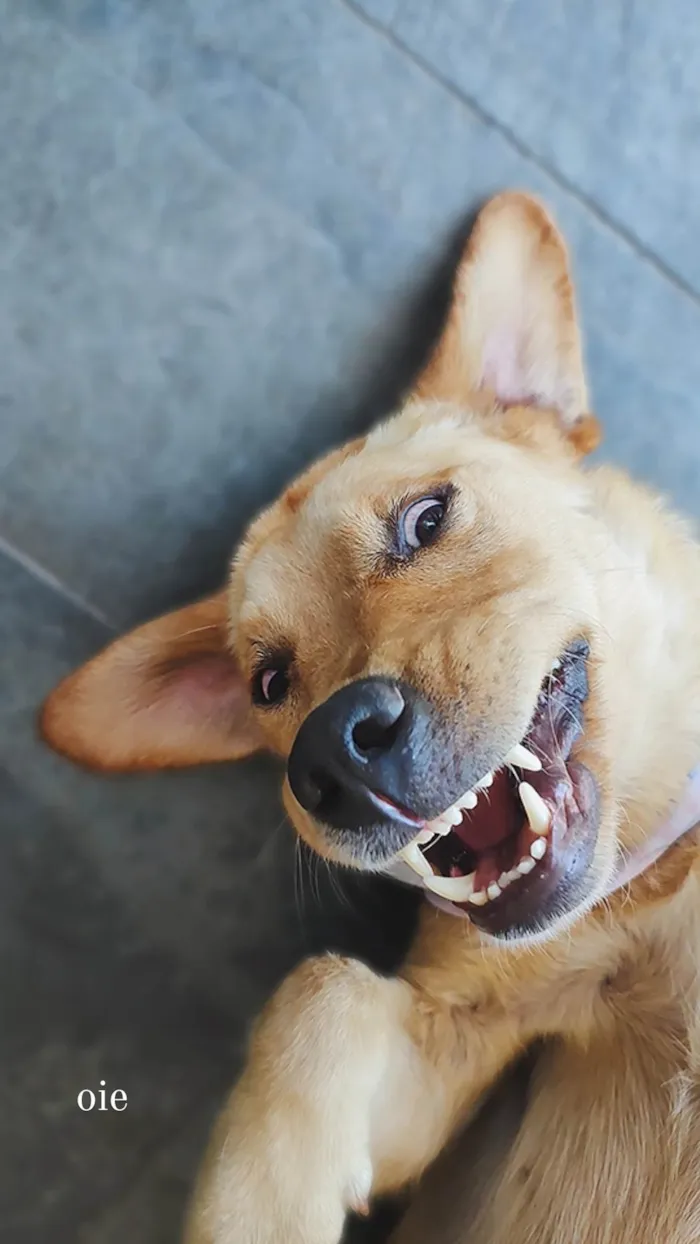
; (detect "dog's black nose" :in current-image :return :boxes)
[287,677,427,831]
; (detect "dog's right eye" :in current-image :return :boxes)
[252,663,290,707]
[396,494,447,555]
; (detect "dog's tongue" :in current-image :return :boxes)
[452,771,522,852]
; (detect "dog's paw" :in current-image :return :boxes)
[185,1133,372,1244]
[184,955,386,1244]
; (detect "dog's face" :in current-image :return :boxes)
[231,392,605,944]
[42,194,618,945]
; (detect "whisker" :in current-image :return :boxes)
[293,837,306,923]
[309,850,322,908]
[168,623,220,642]
[323,860,360,914]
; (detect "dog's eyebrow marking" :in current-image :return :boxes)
[281,480,310,514]
[281,438,368,515]
[239,543,293,614]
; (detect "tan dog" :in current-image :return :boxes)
[42,193,700,1244]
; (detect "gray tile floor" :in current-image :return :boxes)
[2,1,700,1240]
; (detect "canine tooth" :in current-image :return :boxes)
[475,771,493,790]
[459,790,478,811]
[400,842,433,879]
[417,828,435,845]
[517,856,536,875]
[505,743,542,772]
[530,837,547,861]
[424,872,475,901]
[487,882,501,901]
[468,889,488,906]
[518,782,551,835]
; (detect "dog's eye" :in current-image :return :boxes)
[253,664,290,707]
[399,495,446,552]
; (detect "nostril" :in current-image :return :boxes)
[352,708,405,757]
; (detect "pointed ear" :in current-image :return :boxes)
[40,592,263,771]
[415,192,600,454]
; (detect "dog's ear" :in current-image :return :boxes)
[40,592,263,771]
[415,192,600,454]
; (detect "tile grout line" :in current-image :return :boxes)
[29,0,700,310]
[0,532,113,629]
[33,11,352,276]
[339,0,700,309]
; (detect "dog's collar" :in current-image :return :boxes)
[385,768,700,918]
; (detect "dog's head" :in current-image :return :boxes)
[43,193,621,945]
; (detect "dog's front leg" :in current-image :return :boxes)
[184,952,513,1244]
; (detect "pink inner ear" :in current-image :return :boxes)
[481,326,531,406]
[160,652,250,730]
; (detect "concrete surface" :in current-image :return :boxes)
[1,1,699,1240]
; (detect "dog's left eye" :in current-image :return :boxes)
[398,495,446,553]
[252,663,290,707]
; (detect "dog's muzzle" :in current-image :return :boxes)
[287,676,444,834]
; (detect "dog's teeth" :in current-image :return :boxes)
[506,868,522,884]
[459,790,478,811]
[487,881,501,901]
[416,828,435,845]
[424,872,475,901]
[400,842,433,879]
[442,804,464,827]
[517,856,536,875]
[551,658,562,672]
[467,889,488,906]
[432,819,454,837]
[530,837,547,861]
[475,771,493,790]
[518,782,551,835]
[505,743,542,772]
[498,871,511,888]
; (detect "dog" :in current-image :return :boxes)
[41,193,700,1243]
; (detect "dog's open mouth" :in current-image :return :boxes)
[388,639,599,937]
